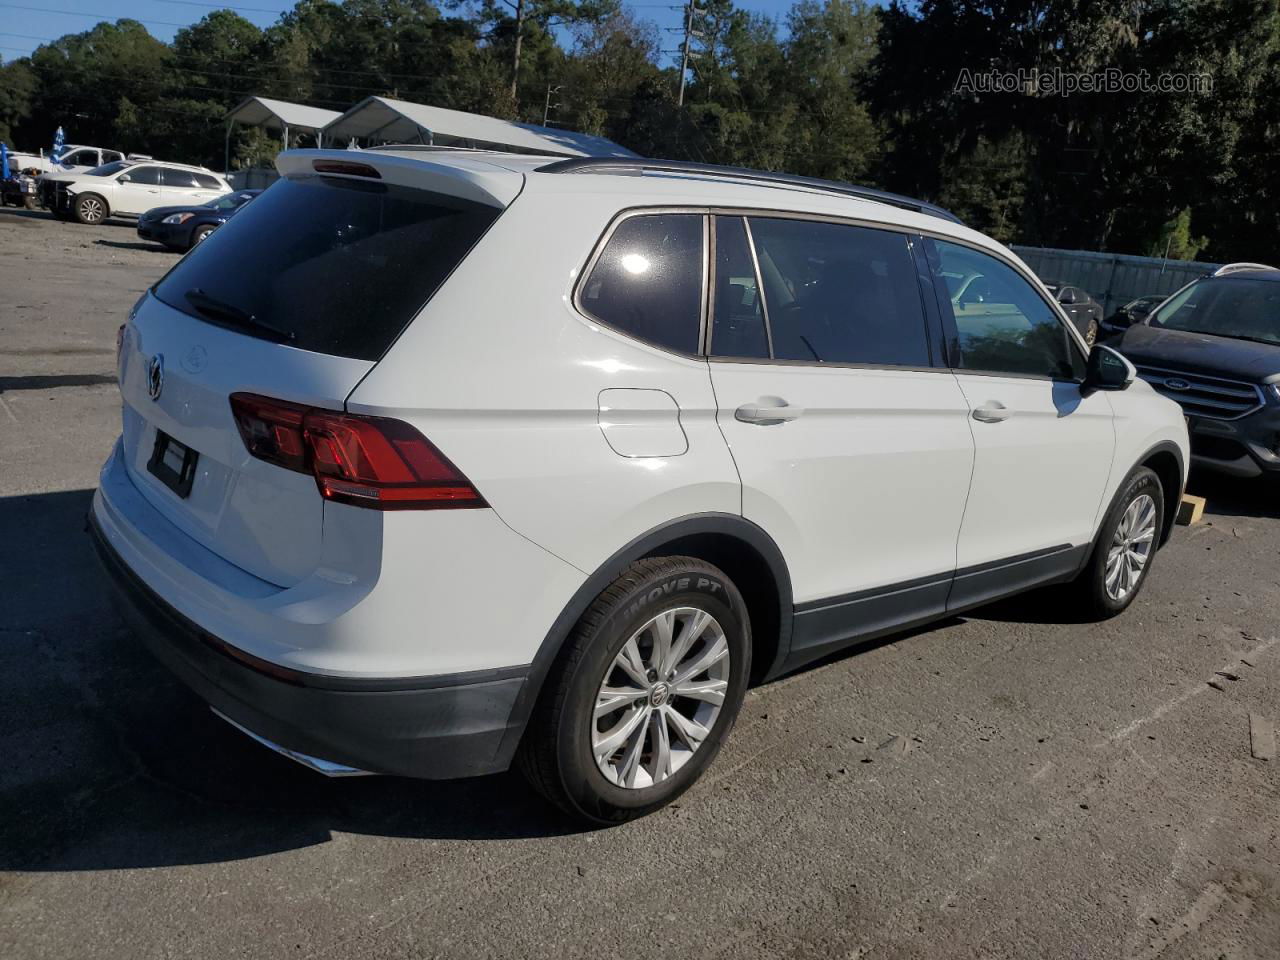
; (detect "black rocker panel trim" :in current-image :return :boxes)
[785,544,1088,674]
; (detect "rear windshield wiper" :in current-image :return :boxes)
[184,288,295,344]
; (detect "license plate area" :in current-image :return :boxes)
[147,430,199,498]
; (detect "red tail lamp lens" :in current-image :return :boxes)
[229,393,308,472]
[229,393,484,510]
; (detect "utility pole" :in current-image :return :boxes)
[677,2,700,107]
[510,0,526,101]
[542,84,562,126]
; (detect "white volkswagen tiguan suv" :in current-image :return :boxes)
[91,148,1189,823]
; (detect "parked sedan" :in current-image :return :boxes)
[1101,295,1163,340]
[1044,282,1105,345]
[137,190,260,250]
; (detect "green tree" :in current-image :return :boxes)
[0,59,36,146]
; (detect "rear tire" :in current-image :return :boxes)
[73,193,107,225]
[1069,466,1164,619]
[518,556,751,824]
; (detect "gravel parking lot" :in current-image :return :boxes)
[1,205,1277,960]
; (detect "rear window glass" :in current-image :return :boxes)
[578,213,704,354]
[153,176,500,361]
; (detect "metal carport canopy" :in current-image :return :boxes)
[224,96,343,175]
[226,96,343,137]
[323,96,637,158]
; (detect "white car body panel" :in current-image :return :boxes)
[710,362,975,604]
[951,375,1116,567]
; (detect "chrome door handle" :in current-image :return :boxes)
[736,398,804,425]
[972,401,1011,423]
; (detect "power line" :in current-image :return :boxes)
[0,3,190,28]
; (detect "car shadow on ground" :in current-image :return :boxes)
[0,489,585,875]
[1186,467,1278,520]
[0,207,135,228]
[94,239,178,254]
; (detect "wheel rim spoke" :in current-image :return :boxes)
[650,711,672,783]
[647,610,675,676]
[616,637,649,688]
[673,677,728,706]
[663,705,710,748]
[672,634,729,686]
[595,685,646,719]
[594,705,650,764]
[617,711,650,787]
[660,609,711,678]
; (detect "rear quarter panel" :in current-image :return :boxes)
[345,189,742,578]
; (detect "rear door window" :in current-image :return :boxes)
[710,216,770,359]
[161,168,201,188]
[153,176,501,361]
[745,217,931,366]
[578,213,704,355]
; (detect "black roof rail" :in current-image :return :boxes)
[536,157,963,224]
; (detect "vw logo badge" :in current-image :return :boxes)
[1164,378,1191,391]
[147,353,165,402]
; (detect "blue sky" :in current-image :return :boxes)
[0,0,797,68]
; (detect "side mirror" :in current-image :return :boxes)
[1083,344,1135,394]
[118,174,131,182]
[1056,288,1077,305]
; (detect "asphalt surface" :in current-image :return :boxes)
[1,206,1278,959]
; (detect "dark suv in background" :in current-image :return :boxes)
[1116,263,1280,478]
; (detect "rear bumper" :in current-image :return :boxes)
[89,510,530,779]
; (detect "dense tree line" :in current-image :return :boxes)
[1,0,1277,261]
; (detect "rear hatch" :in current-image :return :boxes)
[117,152,516,586]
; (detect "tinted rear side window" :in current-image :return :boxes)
[160,168,200,188]
[747,218,930,366]
[153,176,500,361]
[578,213,704,354]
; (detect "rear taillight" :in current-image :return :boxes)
[229,393,485,511]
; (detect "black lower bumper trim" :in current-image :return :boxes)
[88,510,529,779]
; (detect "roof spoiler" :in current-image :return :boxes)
[275,149,523,208]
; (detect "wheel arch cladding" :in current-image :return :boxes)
[499,513,794,766]
[1138,442,1184,547]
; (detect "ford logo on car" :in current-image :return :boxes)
[1164,378,1191,391]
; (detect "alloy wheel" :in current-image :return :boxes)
[592,606,730,789]
[1105,493,1157,601]
[80,198,103,223]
